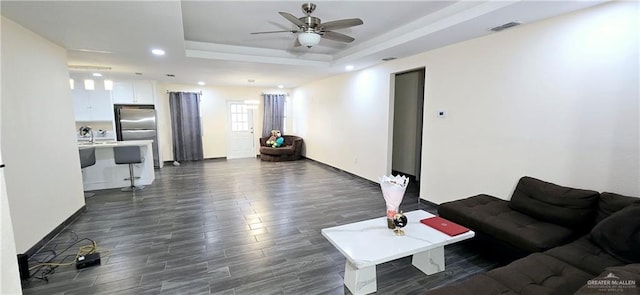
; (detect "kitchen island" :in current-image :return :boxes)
[78,140,155,191]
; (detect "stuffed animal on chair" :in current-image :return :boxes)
[265,130,278,146]
[273,130,284,148]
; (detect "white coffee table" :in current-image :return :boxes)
[321,210,475,295]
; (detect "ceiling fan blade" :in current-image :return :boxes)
[322,31,355,43]
[321,18,363,31]
[250,30,298,35]
[279,12,306,28]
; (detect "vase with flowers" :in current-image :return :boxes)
[379,175,409,231]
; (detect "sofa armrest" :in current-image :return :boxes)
[292,138,303,158]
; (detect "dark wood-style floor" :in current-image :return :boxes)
[22,158,501,295]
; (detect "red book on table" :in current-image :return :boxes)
[420,216,470,236]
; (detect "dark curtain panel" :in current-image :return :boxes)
[169,92,203,162]
[262,94,286,137]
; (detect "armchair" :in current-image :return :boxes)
[258,135,303,161]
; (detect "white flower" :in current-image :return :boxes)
[380,175,409,213]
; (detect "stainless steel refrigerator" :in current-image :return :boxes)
[114,105,160,168]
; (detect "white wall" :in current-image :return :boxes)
[155,84,288,161]
[291,68,392,181]
[292,1,639,203]
[1,17,86,253]
[0,19,23,292]
[0,168,21,294]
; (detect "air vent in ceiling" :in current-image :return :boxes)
[490,22,521,32]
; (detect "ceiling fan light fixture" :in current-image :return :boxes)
[298,32,321,48]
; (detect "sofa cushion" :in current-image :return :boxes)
[439,194,577,252]
[575,264,640,294]
[282,136,299,146]
[595,192,640,224]
[546,236,625,276]
[486,253,594,295]
[590,204,640,263]
[509,176,599,228]
[259,145,294,155]
[426,253,594,295]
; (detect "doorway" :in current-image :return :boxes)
[226,101,255,159]
[391,68,425,192]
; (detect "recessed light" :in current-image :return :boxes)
[278,85,284,89]
[151,49,165,56]
[198,81,205,86]
[92,72,102,77]
[345,65,354,71]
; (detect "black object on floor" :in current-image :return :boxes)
[17,254,30,280]
[76,253,101,269]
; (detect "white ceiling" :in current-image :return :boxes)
[1,1,605,88]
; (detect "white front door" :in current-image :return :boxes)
[226,101,255,159]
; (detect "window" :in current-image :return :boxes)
[230,103,249,131]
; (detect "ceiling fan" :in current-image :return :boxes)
[251,2,364,48]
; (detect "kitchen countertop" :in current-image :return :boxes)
[78,139,155,191]
[77,140,153,149]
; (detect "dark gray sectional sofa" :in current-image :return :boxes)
[427,177,640,295]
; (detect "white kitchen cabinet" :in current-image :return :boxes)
[72,85,114,122]
[112,80,155,105]
[90,90,114,120]
[111,82,134,104]
[132,81,155,104]
[72,88,91,121]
